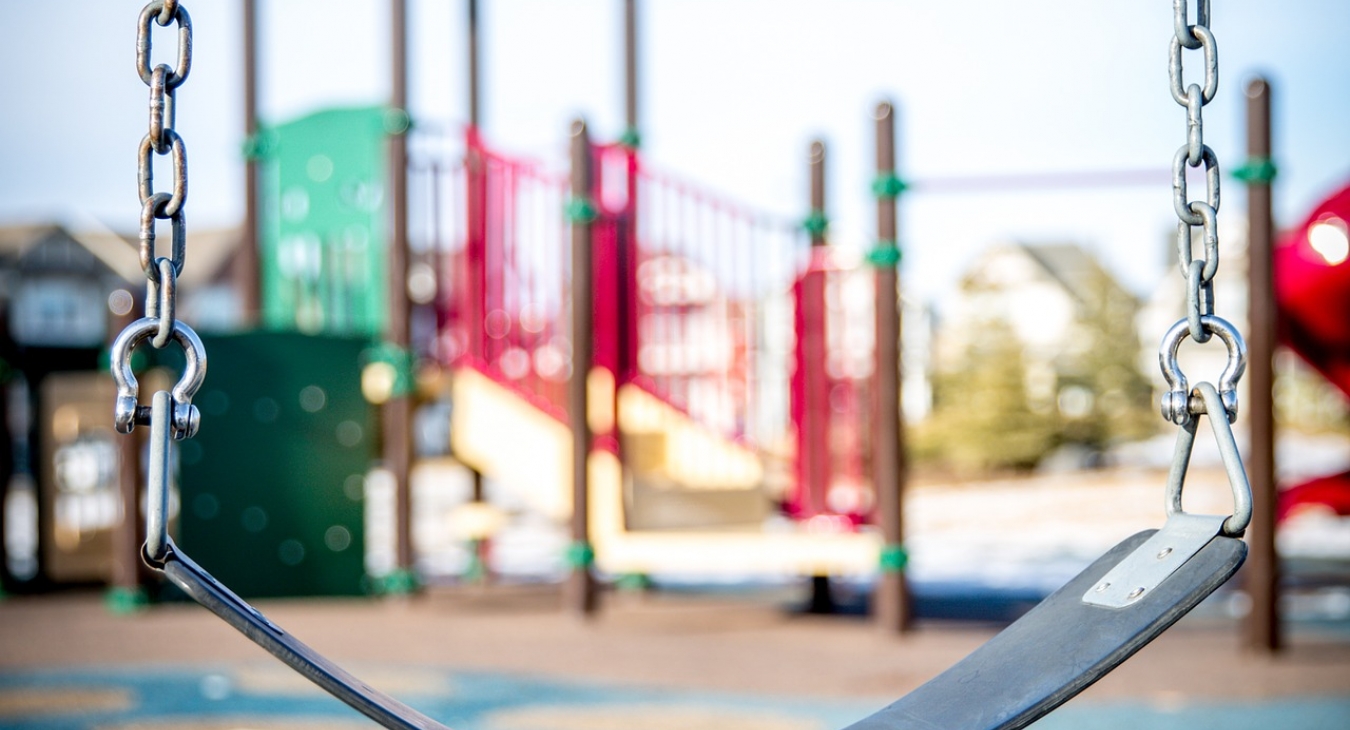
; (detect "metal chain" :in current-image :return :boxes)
[136,0,192,348]
[1159,0,1246,427]
[1168,0,1219,336]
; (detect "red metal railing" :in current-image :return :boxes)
[791,250,875,525]
[413,128,573,421]
[594,143,809,449]
[414,127,876,524]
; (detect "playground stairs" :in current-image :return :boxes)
[448,365,881,578]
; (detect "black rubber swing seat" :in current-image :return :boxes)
[157,527,1246,730]
[844,529,1246,730]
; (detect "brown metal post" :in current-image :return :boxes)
[1243,77,1280,653]
[386,0,416,590]
[796,141,833,612]
[802,141,829,516]
[462,0,490,582]
[624,0,638,135]
[107,292,145,610]
[872,102,912,633]
[467,0,480,129]
[809,142,826,245]
[238,0,261,325]
[565,119,598,616]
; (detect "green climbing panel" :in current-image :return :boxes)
[178,332,373,597]
[257,106,395,336]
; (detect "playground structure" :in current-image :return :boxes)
[410,124,888,578]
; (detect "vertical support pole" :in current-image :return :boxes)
[108,295,146,611]
[238,0,261,325]
[800,145,833,613]
[624,0,638,139]
[1243,76,1280,653]
[801,140,830,517]
[617,0,640,419]
[872,101,912,633]
[463,0,487,365]
[462,0,489,581]
[566,119,598,616]
[467,0,480,130]
[386,0,416,592]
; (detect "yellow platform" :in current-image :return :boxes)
[450,366,881,577]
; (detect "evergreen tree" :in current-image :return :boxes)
[918,315,1060,473]
[1056,267,1157,451]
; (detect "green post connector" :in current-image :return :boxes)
[871,171,909,199]
[866,242,903,269]
[383,107,413,135]
[463,538,486,584]
[879,544,909,573]
[563,541,595,570]
[618,127,641,149]
[802,210,829,238]
[565,197,599,224]
[1232,157,1278,185]
[240,128,278,161]
[104,586,149,615]
[380,567,420,595]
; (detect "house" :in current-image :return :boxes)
[928,241,1154,470]
[939,242,1141,412]
[0,221,241,586]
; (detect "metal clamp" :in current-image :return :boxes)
[111,317,207,439]
[1158,315,1245,425]
[1165,381,1253,537]
[1085,381,1252,608]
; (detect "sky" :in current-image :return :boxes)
[2,0,1348,308]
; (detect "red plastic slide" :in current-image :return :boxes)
[1274,180,1350,520]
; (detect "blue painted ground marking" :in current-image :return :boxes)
[0,667,1346,730]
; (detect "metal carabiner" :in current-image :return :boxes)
[110,317,207,439]
[1158,315,1245,426]
[1164,382,1253,537]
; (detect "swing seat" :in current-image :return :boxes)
[846,529,1246,730]
[157,523,1245,730]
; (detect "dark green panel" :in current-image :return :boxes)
[179,332,373,597]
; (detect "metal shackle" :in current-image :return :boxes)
[110,317,207,439]
[1158,315,1246,425]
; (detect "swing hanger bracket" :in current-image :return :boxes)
[1085,381,1253,608]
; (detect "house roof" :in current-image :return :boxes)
[0,224,119,279]
[0,221,241,288]
[1017,242,1136,308]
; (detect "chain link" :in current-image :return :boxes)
[1159,0,1246,428]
